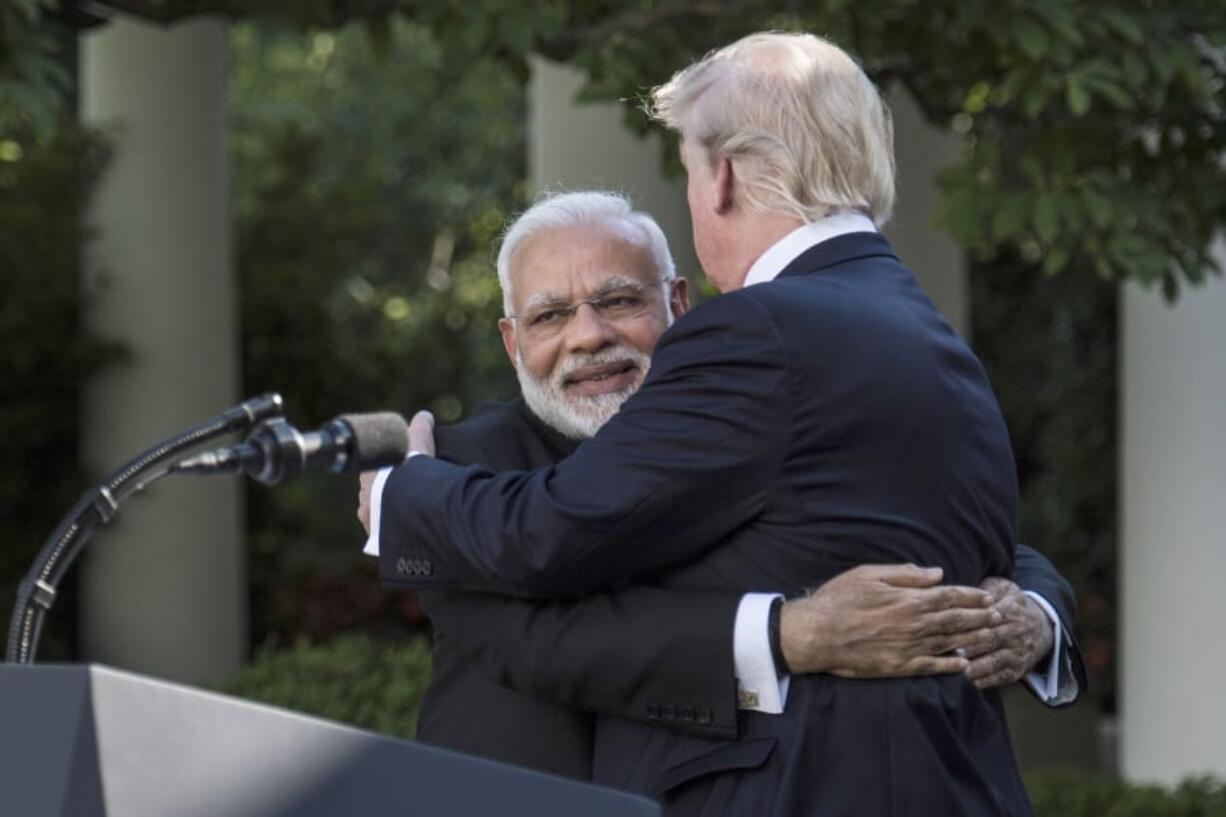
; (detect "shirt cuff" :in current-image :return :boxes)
[362,467,393,556]
[1022,590,1079,705]
[733,592,789,714]
[362,451,423,557]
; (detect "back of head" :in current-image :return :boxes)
[650,32,895,225]
[496,190,676,315]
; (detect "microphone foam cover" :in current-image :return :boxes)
[338,412,410,472]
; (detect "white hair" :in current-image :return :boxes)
[496,190,676,315]
[650,31,896,225]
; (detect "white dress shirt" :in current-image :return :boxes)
[365,210,1077,711]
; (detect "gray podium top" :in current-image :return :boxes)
[0,663,660,817]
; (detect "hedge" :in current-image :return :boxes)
[227,633,431,740]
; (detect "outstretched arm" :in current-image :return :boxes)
[379,293,791,596]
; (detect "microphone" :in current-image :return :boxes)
[174,412,409,485]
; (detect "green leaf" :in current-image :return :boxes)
[1066,78,1091,116]
[1021,80,1052,119]
[993,193,1030,240]
[1083,76,1135,109]
[1033,4,1085,47]
[1097,8,1145,46]
[1015,18,1051,61]
[1122,52,1148,87]
[1080,188,1114,229]
[963,81,991,114]
[1033,192,1061,245]
[1042,247,1070,275]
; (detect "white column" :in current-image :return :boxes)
[883,88,968,336]
[78,15,244,686]
[529,58,700,281]
[1119,244,1226,783]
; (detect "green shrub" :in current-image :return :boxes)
[1026,771,1226,817]
[227,633,431,740]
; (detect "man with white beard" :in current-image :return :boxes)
[360,191,1080,780]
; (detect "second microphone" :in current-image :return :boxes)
[175,413,409,485]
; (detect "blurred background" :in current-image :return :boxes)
[2,1,1224,811]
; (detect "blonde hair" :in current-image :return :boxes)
[650,32,895,225]
[496,190,676,316]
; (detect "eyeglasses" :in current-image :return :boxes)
[508,282,663,341]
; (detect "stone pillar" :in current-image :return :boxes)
[883,88,968,336]
[528,57,699,281]
[78,15,244,686]
[1119,247,1226,783]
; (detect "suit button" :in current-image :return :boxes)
[422,559,432,575]
[646,704,661,720]
[680,707,696,722]
[661,704,677,720]
[697,708,713,725]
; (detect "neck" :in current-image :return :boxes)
[720,210,805,292]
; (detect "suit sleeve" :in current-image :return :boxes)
[1013,543,1087,704]
[379,292,791,596]
[422,587,742,739]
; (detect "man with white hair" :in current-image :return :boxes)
[362,191,1079,782]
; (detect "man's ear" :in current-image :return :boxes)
[714,156,735,215]
[669,277,691,318]
[498,317,518,368]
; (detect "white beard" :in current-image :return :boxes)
[516,345,652,440]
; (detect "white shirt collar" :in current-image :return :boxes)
[742,211,878,288]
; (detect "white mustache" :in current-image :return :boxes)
[552,347,651,391]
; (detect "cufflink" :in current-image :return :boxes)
[738,690,760,708]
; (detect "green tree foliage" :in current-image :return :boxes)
[0,0,71,140]
[364,0,1226,297]
[6,2,1221,291]
[0,118,117,657]
[971,256,1118,709]
[229,18,523,644]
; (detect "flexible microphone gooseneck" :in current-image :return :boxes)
[5,393,285,665]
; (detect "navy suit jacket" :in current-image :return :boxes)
[380,232,1032,815]
[412,398,741,779]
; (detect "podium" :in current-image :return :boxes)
[0,664,660,817]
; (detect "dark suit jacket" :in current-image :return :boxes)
[396,398,1083,793]
[408,398,741,779]
[380,232,1040,814]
